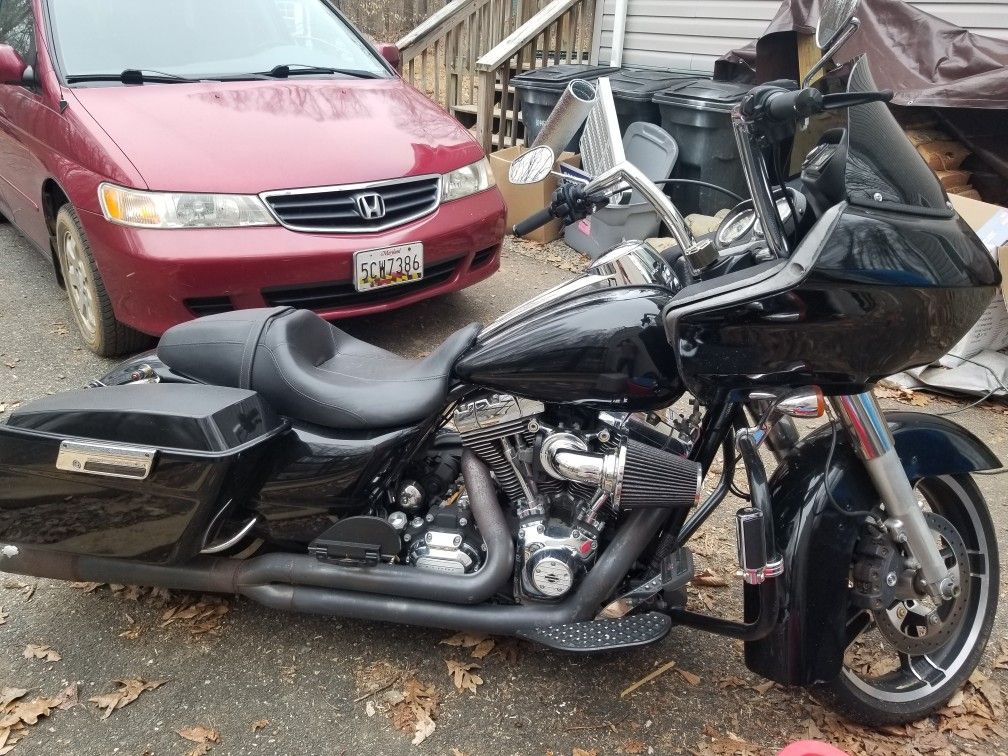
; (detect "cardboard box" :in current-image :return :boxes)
[489,146,580,244]
[944,194,1008,364]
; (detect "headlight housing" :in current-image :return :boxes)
[98,183,276,229]
[441,158,495,202]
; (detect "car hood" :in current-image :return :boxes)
[70,79,484,193]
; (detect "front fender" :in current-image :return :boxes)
[743,411,1000,686]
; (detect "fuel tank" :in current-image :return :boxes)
[455,284,684,410]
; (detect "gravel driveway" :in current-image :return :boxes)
[1,224,1006,756]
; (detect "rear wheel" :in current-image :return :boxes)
[55,204,151,357]
[819,474,999,726]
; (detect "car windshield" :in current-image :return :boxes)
[49,0,388,81]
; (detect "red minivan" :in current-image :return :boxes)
[0,0,505,355]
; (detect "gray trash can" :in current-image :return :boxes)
[653,80,752,215]
[608,68,701,133]
[565,122,679,259]
[513,64,619,151]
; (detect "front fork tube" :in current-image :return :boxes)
[830,392,959,601]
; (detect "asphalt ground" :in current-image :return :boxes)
[1,224,1006,756]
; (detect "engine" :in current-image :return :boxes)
[452,393,701,602]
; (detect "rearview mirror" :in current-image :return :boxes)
[508,145,556,185]
[0,44,26,85]
[377,43,401,73]
[816,0,860,50]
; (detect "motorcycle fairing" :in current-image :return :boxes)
[745,412,1001,685]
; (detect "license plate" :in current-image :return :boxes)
[354,243,424,292]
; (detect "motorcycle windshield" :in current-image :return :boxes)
[845,57,948,212]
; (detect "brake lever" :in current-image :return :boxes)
[821,90,894,110]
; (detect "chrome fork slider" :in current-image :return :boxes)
[830,391,957,601]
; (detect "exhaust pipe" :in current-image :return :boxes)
[0,503,669,635]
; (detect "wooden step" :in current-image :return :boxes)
[452,103,523,123]
[468,126,525,149]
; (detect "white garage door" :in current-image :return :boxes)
[593,0,1008,72]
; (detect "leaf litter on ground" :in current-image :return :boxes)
[0,684,77,754]
[88,678,167,719]
[445,659,483,693]
[22,644,60,663]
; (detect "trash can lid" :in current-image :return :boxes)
[513,63,620,91]
[652,79,752,112]
[608,68,703,102]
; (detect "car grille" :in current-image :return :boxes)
[262,175,441,233]
[185,296,235,317]
[262,256,462,310]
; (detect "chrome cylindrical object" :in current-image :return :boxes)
[530,79,597,154]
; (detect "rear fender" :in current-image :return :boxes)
[744,411,1000,686]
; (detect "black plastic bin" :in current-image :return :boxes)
[608,68,702,131]
[513,64,619,151]
[653,79,752,215]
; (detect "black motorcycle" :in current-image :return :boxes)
[0,0,1001,726]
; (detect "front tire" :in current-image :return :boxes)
[55,204,151,357]
[818,474,999,726]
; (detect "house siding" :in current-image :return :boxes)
[593,0,1008,72]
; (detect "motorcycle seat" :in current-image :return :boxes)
[157,307,480,429]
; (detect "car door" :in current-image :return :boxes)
[0,0,50,245]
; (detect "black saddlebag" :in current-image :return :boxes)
[0,384,286,563]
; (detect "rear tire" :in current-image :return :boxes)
[55,204,152,357]
[817,474,999,726]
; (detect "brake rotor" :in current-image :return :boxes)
[874,512,971,656]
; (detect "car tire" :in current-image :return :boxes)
[55,204,152,357]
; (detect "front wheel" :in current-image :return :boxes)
[818,474,999,726]
[55,204,151,357]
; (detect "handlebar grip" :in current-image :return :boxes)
[513,207,556,238]
[766,88,823,121]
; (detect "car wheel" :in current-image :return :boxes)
[55,204,152,357]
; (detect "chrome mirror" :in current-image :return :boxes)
[816,0,859,49]
[508,145,555,185]
[802,0,861,87]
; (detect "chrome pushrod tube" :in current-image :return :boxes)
[829,392,958,601]
[730,106,788,258]
[584,163,697,254]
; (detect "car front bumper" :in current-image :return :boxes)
[78,188,505,335]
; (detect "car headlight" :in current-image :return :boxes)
[441,159,495,202]
[98,183,276,228]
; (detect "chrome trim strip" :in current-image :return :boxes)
[56,440,156,480]
[260,173,442,234]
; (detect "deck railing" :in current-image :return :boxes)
[473,0,596,152]
[396,0,551,125]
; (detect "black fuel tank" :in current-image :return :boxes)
[455,286,684,410]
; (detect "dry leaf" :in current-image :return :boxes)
[0,606,7,625]
[250,718,268,732]
[411,714,436,746]
[23,644,61,663]
[88,678,167,719]
[753,680,775,695]
[177,726,220,744]
[440,631,490,648]
[70,582,103,593]
[573,749,599,756]
[471,638,496,659]
[0,690,27,709]
[51,684,78,710]
[677,668,701,686]
[692,568,728,588]
[445,659,483,693]
[623,740,647,754]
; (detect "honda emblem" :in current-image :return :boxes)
[354,191,386,220]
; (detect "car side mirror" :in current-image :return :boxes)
[377,43,401,74]
[0,44,27,85]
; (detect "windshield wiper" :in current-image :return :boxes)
[66,69,197,84]
[261,64,382,79]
